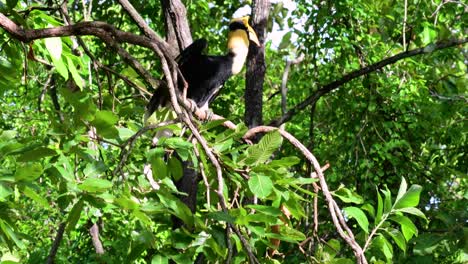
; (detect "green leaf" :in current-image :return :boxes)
[288,177,318,185]
[54,155,74,182]
[373,234,393,261]
[421,25,436,45]
[150,156,167,179]
[117,127,135,141]
[245,205,282,216]
[413,233,443,255]
[91,110,119,139]
[269,156,300,167]
[344,207,369,233]
[394,184,422,209]
[334,187,364,204]
[244,213,278,224]
[381,187,392,214]
[212,138,233,154]
[66,199,84,234]
[248,173,273,199]
[0,183,12,201]
[389,215,418,241]
[157,193,193,228]
[22,186,50,209]
[168,156,183,181]
[17,147,57,162]
[207,211,236,223]
[395,177,408,202]
[283,193,306,219]
[151,255,169,264]
[280,225,306,241]
[133,210,152,226]
[242,130,282,166]
[0,130,17,141]
[396,207,426,219]
[83,161,107,178]
[14,163,43,182]
[163,138,193,161]
[323,238,341,257]
[266,225,306,242]
[78,178,112,193]
[6,0,18,9]
[385,228,406,253]
[45,37,62,60]
[278,31,292,50]
[0,219,25,249]
[51,56,68,80]
[115,196,140,211]
[376,190,383,223]
[66,56,83,89]
[361,203,375,219]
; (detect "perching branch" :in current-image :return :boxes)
[243,126,368,264]
[269,38,468,126]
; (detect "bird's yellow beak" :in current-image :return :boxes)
[247,24,260,46]
[234,16,260,46]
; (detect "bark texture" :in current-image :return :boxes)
[161,0,193,50]
[244,0,270,129]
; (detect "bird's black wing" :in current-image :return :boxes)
[145,39,208,119]
[183,55,233,108]
[176,39,208,66]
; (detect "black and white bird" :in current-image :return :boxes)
[145,16,260,120]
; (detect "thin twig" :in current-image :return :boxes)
[269,38,468,126]
[192,138,211,207]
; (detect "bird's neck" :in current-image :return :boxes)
[227,30,249,75]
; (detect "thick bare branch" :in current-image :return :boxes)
[117,0,177,58]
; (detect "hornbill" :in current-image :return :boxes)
[145,16,260,121]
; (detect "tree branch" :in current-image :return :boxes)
[269,38,468,126]
[243,126,367,264]
[117,0,177,58]
[160,0,193,50]
[89,222,105,254]
[46,222,66,264]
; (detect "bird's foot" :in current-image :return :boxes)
[187,99,197,112]
[204,109,214,121]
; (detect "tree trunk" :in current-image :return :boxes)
[160,0,192,50]
[245,0,270,129]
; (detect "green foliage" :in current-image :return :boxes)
[0,0,466,263]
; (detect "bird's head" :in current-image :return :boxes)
[227,16,260,51]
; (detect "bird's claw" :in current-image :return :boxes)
[188,99,197,112]
[204,109,214,121]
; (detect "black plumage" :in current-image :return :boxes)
[145,17,259,121]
